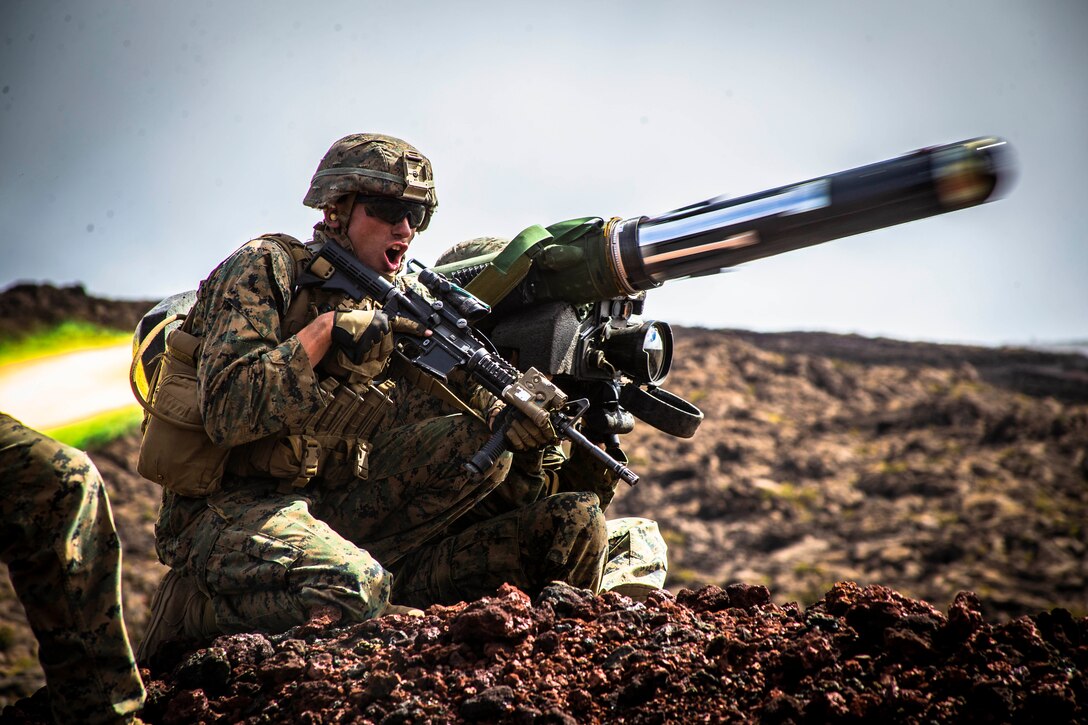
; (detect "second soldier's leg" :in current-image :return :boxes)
[0,414,145,725]
[389,491,609,607]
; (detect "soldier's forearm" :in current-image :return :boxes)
[297,311,335,371]
[200,338,326,447]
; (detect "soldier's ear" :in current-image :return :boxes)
[324,207,340,229]
[325,195,357,230]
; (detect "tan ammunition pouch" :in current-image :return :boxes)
[227,376,396,491]
[132,319,230,497]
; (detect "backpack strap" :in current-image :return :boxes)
[258,233,313,286]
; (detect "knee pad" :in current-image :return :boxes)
[602,517,668,600]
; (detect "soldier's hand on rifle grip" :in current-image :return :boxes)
[332,310,428,380]
[333,309,391,364]
[488,402,558,451]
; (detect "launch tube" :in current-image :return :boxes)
[608,136,1013,293]
[426,137,1013,446]
[435,137,1014,307]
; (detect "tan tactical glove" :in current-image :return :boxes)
[488,402,559,451]
[332,309,427,380]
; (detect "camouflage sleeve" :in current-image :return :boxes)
[446,369,501,419]
[195,239,325,447]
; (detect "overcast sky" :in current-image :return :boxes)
[2,1,1085,346]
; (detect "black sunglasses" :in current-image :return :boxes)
[356,195,427,229]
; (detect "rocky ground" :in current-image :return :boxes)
[11,581,1088,724]
[615,326,1088,622]
[0,284,1085,722]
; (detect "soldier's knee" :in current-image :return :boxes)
[528,492,608,579]
[542,491,606,532]
[290,549,392,622]
[24,428,99,492]
[338,556,393,614]
[578,496,609,560]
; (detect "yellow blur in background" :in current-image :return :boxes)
[0,324,140,447]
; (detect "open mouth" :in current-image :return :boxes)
[386,243,408,269]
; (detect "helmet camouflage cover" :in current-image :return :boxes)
[435,236,509,266]
[304,133,438,230]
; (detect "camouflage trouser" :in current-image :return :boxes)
[389,491,609,606]
[178,490,393,634]
[389,503,668,606]
[372,385,669,604]
[0,413,145,725]
[168,412,510,633]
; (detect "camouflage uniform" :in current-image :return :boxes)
[0,413,145,725]
[381,236,670,605]
[152,231,519,635]
[380,377,664,607]
[146,134,636,650]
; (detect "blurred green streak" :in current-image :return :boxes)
[44,406,142,450]
[0,321,130,367]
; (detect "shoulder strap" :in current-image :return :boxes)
[258,233,313,288]
[253,233,318,337]
[256,233,327,338]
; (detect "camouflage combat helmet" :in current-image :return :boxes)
[304,133,438,231]
[435,236,509,266]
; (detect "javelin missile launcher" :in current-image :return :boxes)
[428,137,1014,456]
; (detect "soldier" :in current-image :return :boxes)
[383,238,669,607]
[140,134,598,659]
[0,413,145,725]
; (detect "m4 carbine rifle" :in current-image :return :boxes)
[425,137,1014,465]
[298,240,641,485]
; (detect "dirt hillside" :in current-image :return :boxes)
[613,326,1088,621]
[1,283,1085,722]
